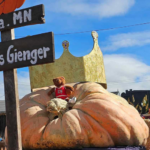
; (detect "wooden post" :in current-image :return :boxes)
[1,29,22,150]
[0,5,54,150]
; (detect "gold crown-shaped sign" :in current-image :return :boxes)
[29,31,107,91]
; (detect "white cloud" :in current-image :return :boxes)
[44,0,135,18]
[104,54,150,94]
[102,31,150,51]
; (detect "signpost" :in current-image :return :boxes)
[0,4,55,150]
[0,4,45,31]
[0,32,54,71]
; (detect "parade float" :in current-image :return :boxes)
[19,82,148,149]
[0,1,150,149]
[15,31,149,150]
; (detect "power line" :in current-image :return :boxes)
[0,21,150,38]
[55,21,150,35]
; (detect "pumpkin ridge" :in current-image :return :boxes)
[76,94,128,109]
[22,117,40,148]
[106,98,148,141]
[75,109,114,147]
[76,110,93,147]
[42,119,63,149]
[63,110,91,147]
[21,107,47,127]
[74,83,102,100]
[75,108,133,145]
[83,93,140,115]
[60,115,65,140]
[75,98,140,126]
[21,121,32,147]
[22,115,49,148]
[78,93,117,103]
[74,108,114,143]
[75,97,139,118]
[84,83,106,92]
[40,118,51,142]
[19,100,45,118]
[43,111,88,149]
[118,105,149,145]
[29,98,46,109]
[76,92,107,103]
[74,100,148,145]
[45,115,68,147]
[20,101,31,111]
[30,93,50,106]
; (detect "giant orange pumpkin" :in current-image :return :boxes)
[0,0,25,15]
[10,82,149,149]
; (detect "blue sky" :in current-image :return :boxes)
[1,0,150,99]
